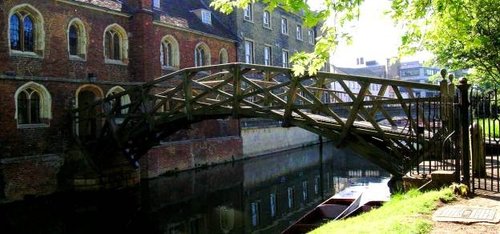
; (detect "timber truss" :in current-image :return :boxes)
[75,63,452,176]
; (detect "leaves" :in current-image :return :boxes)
[394,0,500,86]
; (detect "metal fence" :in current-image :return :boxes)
[470,87,500,192]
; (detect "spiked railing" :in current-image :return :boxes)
[74,63,452,176]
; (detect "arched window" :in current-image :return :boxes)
[194,43,210,67]
[103,24,128,63]
[219,48,228,64]
[67,18,87,59]
[15,82,52,126]
[106,86,131,114]
[9,4,44,55]
[160,35,179,69]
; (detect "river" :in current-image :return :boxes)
[0,142,390,233]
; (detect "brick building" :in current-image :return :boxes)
[202,0,319,68]
[0,0,240,201]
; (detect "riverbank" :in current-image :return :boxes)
[312,188,500,234]
[311,188,455,233]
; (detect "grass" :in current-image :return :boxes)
[476,118,500,138]
[310,188,455,234]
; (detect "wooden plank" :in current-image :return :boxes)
[338,82,369,142]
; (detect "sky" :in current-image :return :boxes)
[308,0,431,67]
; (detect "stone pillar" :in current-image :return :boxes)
[128,0,156,82]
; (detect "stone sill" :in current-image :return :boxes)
[17,123,50,129]
[10,51,43,59]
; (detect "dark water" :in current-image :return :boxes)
[0,142,390,234]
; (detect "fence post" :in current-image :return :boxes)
[457,77,471,185]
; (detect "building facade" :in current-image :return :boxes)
[0,0,241,201]
[399,61,440,97]
[203,0,318,68]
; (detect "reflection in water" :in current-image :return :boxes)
[0,142,389,233]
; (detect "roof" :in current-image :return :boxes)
[160,0,237,41]
[334,66,386,78]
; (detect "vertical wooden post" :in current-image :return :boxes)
[184,71,193,121]
[283,72,300,127]
[233,64,241,118]
[457,77,471,185]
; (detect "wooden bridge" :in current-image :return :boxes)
[75,63,456,177]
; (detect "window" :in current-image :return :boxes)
[425,69,436,76]
[281,17,288,35]
[250,202,260,226]
[263,10,271,28]
[201,10,212,25]
[194,43,211,67]
[263,46,272,66]
[314,176,320,195]
[160,35,179,69]
[152,0,160,8]
[219,48,228,64]
[67,18,87,59]
[270,193,277,218]
[9,4,45,55]
[104,24,128,63]
[106,86,130,114]
[302,181,308,201]
[244,40,254,64]
[308,29,315,44]
[401,68,420,77]
[282,50,289,68]
[287,187,294,208]
[244,4,253,21]
[15,82,52,126]
[296,25,303,40]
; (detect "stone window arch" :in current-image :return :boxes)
[103,24,128,64]
[75,85,104,138]
[8,4,45,56]
[160,35,180,69]
[219,48,228,64]
[194,42,211,67]
[106,86,131,114]
[14,82,52,126]
[67,18,87,60]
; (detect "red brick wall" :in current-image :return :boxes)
[0,0,237,82]
[152,26,237,79]
[140,136,243,178]
[0,0,242,200]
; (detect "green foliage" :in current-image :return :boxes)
[211,0,499,86]
[449,183,469,197]
[477,118,500,138]
[392,0,500,86]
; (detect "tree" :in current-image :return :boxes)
[392,0,500,87]
[211,0,500,86]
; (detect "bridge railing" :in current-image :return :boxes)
[74,63,457,176]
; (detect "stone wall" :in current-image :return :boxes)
[0,154,63,201]
[241,126,320,158]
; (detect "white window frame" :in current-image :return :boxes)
[244,40,254,64]
[281,17,288,35]
[308,29,315,45]
[152,0,160,8]
[244,4,253,22]
[263,45,272,66]
[263,10,271,29]
[201,9,212,25]
[296,25,303,41]
[282,50,289,68]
